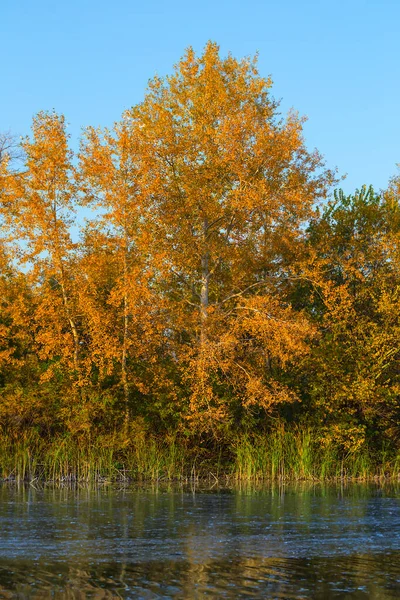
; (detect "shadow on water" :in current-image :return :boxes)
[0,482,399,598]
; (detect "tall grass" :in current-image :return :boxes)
[0,429,190,483]
[231,427,400,482]
[0,425,398,482]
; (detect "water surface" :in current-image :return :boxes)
[0,482,399,598]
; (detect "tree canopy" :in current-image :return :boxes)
[0,43,399,463]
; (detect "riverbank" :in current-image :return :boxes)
[1,427,399,483]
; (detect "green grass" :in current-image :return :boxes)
[231,427,400,482]
[0,426,398,482]
[0,427,193,483]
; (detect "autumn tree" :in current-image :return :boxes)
[78,121,167,426]
[1,112,82,388]
[126,42,335,434]
[0,137,28,387]
[0,247,44,429]
[303,185,400,450]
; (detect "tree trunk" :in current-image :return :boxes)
[122,233,130,427]
[200,218,209,344]
[59,268,80,374]
[52,204,80,376]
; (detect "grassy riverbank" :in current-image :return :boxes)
[1,426,399,483]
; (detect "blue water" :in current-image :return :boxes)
[0,483,399,598]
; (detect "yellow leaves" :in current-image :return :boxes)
[4,112,76,267]
[242,378,298,411]
[320,424,366,454]
[233,295,315,362]
[182,291,314,433]
[305,186,400,440]
[6,44,395,446]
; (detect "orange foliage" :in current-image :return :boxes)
[0,44,398,454]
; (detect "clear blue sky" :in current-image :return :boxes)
[2,0,399,194]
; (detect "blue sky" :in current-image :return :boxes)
[2,0,399,194]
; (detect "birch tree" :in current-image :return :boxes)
[128,42,335,433]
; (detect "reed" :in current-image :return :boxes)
[0,428,190,482]
[0,426,398,482]
[231,427,400,482]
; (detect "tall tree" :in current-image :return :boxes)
[304,185,400,449]
[78,121,161,424]
[2,112,81,383]
[127,42,335,433]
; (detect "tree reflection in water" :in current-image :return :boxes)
[0,483,398,598]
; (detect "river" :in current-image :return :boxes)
[0,482,399,598]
